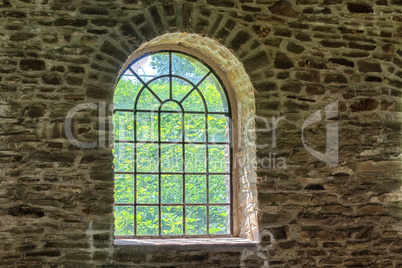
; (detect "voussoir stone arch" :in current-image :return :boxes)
[90,3,272,100]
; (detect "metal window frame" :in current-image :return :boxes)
[114,51,233,238]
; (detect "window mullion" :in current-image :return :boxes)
[179,71,211,104]
[158,109,162,236]
[181,109,186,236]
[129,67,163,103]
[229,114,234,235]
[169,52,172,100]
[133,110,137,236]
[205,110,210,236]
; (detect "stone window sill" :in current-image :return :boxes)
[114,237,259,251]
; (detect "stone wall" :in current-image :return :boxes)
[0,0,401,267]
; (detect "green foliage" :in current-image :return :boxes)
[113,52,231,236]
[113,78,140,109]
[150,53,208,81]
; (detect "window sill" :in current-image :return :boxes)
[114,237,259,251]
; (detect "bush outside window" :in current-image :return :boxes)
[113,51,233,238]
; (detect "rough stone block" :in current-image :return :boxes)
[274,52,293,69]
[330,58,355,67]
[20,59,46,71]
[269,1,298,18]
[347,3,373,13]
[358,60,382,72]
[350,98,379,112]
[295,70,320,82]
[324,74,348,84]
[287,42,305,53]
[281,82,302,93]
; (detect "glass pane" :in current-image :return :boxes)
[115,174,134,204]
[198,74,228,112]
[185,114,205,142]
[172,77,193,102]
[133,53,169,82]
[185,206,207,235]
[114,75,141,109]
[181,90,205,112]
[161,206,183,235]
[161,175,183,204]
[136,88,160,111]
[161,144,183,172]
[172,53,209,85]
[209,206,230,234]
[148,77,169,102]
[136,143,158,172]
[185,145,206,173]
[208,114,229,143]
[161,112,182,142]
[136,112,158,141]
[136,174,158,204]
[185,175,206,204]
[114,206,134,236]
[113,143,134,172]
[113,112,134,141]
[137,206,159,235]
[161,101,181,111]
[208,145,229,173]
[209,175,230,204]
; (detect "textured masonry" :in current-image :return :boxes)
[0,0,401,267]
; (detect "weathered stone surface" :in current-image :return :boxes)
[91,18,118,27]
[79,7,109,16]
[206,0,235,7]
[287,42,305,54]
[1,0,401,267]
[357,205,385,214]
[251,25,271,38]
[356,161,400,172]
[281,82,302,93]
[297,59,327,69]
[320,40,346,48]
[365,76,382,82]
[25,250,61,257]
[350,98,379,112]
[305,184,325,191]
[229,31,251,50]
[295,70,320,82]
[54,18,87,27]
[295,32,311,41]
[20,59,46,71]
[348,42,376,50]
[243,51,270,70]
[100,41,127,62]
[25,104,46,117]
[358,60,382,72]
[347,3,374,13]
[269,1,298,18]
[8,206,45,218]
[324,74,348,84]
[306,85,325,95]
[303,6,331,14]
[10,33,36,42]
[42,74,62,85]
[329,58,355,67]
[274,52,294,69]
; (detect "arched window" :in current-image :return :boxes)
[113,51,232,238]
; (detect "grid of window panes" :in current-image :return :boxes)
[113,51,232,237]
